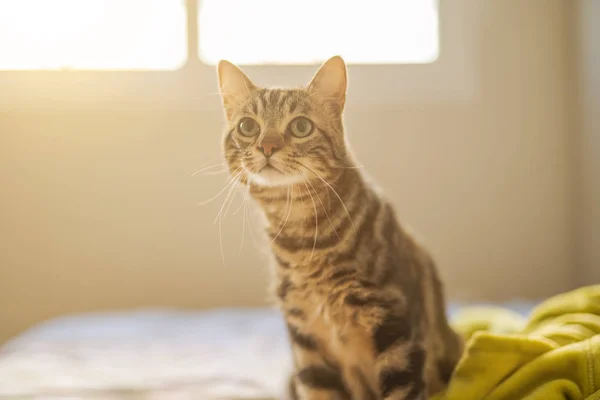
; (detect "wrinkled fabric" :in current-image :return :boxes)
[433,285,600,400]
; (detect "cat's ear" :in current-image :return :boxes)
[307,55,347,109]
[217,60,256,118]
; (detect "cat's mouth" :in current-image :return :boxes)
[260,164,282,174]
[258,164,285,182]
[249,161,303,187]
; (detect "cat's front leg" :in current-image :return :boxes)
[335,287,426,400]
[372,313,427,400]
[285,323,350,400]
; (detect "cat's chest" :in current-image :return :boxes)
[280,276,376,374]
[281,274,354,343]
[287,289,346,354]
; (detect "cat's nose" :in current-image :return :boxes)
[258,142,279,157]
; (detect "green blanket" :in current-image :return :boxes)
[433,285,600,400]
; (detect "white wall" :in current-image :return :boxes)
[575,0,600,284]
[0,0,577,343]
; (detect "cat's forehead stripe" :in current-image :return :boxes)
[258,89,269,111]
[288,98,297,115]
[245,89,308,119]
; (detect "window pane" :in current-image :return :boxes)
[199,0,438,65]
[0,0,187,70]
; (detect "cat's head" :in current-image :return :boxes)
[217,56,352,188]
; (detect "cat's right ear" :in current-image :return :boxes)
[307,56,347,110]
[217,60,256,118]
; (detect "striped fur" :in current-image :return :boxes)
[217,57,463,400]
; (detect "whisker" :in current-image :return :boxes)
[302,180,319,263]
[269,185,291,243]
[215,174,242,266]
[203,169,229,176]
[214,174,241,225]
[232,194,246,215]
[233,181,252,216]
[224,183,243,219]
[303,156,364,170]
[270,185,294,246]
[298,162,357,235]
[196,167,243,206]
[191,162,228,176]
[244,201,258,242]
[243,185,258,243]
[237,183,253,252]
[297,180,308,227]
[306,177,340,240]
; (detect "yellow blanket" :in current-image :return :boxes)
[433,285,600,400]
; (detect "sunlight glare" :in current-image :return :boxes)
[0,0,187,70]
[199,0,439,65]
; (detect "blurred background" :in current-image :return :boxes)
[0,0,598,351]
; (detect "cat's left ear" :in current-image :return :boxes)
[217,60,256,118]
[307,55,347,109]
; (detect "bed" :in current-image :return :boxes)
[0,303,535,399]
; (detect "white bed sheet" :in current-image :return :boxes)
[0,302,535,399]
[0,308,292,399]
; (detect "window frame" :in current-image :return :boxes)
[0,0,476,112]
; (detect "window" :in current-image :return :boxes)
[0,0,438,70]
[1,1,473,108]
[198,0,439,65]
[0,0,187,70]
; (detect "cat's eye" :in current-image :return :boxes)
[289,117,314,138]
[238,117,260,137]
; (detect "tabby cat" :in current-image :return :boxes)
[216,56,463,400]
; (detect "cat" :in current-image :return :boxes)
[216,56,463,400]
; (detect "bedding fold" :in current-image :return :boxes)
[433,285,600,400]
